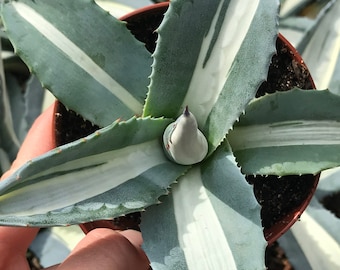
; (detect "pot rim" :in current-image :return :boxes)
[265,34,318,245]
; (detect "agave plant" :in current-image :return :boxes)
[1,0,340,269]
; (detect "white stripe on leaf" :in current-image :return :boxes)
[291,211,340,269]
[172,167,237,270]
[181,0,259,127]
[229,120,340,151]
[0,140,165,216]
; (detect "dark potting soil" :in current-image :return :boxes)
[321,191,340,218]
[26,249,43,270]
[247,174,315,229]
[256,37,314,96]
[53,5,317,270]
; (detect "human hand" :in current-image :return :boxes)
[45,229,149,270]
[0,104,149,270]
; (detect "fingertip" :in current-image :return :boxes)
[119,229,143,247]
[58,228,149,270]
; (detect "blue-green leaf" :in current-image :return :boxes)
[1,0,152,127]
[0,49,20,162]
[0,148,11,174]
[0,117,188,226]
[228,88,340,175]
[6,73,27,142]
[144,0,279,153]
[141,142,265,270]
[24,75,45,134]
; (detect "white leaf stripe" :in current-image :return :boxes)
[291,211,340,269]
[0,140,165,216]
[229,120,340,150]
[172,167,236,270]
[12,2,143,114]
[181,0,260,127]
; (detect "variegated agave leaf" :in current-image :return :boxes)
[141,0,279,269]
[228,89,340,175]
[1,0,152,127]
[0,117,188,226]
[142,142,266,270]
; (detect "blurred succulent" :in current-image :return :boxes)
[0,31,45,175]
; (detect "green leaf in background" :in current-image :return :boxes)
[141,142,265,270]
[0,42,20,164]
[0,32,44,172]
[0,117,189,226]
[143,0,279,152]
[23,75,45,135]
[228,88,340,175]
[329,54,340,95]
[300,0,340,90]
[1,0,152,127]
[279,167,340,270]
[6,73,26,142]
[0,82,20,163]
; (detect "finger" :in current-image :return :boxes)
[1,102,56,180]
[0,227,38,270]
[119,229,149,264]
[120,229,144,247]
[55,228,149,270]
[0,103,56,263]
[116,229,150,267]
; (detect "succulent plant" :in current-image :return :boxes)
[1,0,340,269]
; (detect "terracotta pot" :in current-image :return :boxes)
[50,2,318,244]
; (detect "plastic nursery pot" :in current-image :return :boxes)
[51,2,319,244]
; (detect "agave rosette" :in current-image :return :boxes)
[1,0,340,268]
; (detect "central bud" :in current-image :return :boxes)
[163,106,208,165]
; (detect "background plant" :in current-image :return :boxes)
[276,0,340,269]
[0,31,45,175]
[0,0,340,269]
